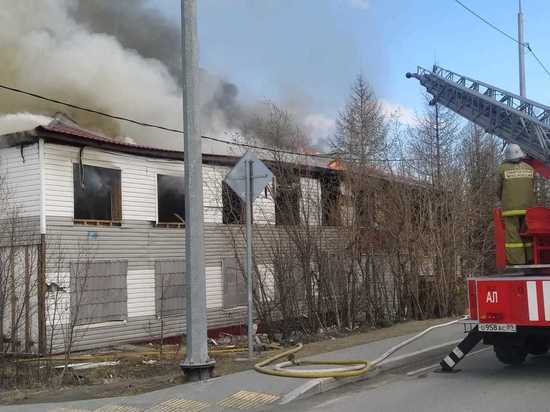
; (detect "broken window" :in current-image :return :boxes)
[70,260,128,326]
[73,164,122,224]
[222,182,245,224]
[155,260,185,317]
[321,175,341,226]
[157,175,185,225]
[274,172,301,225]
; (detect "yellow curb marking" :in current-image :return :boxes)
[218,390,280,410]
[48,409,91,412]
[146,398,210,412]
[95,405,143,412]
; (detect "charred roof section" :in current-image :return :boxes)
[12,123,339,178]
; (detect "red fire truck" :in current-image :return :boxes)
[407,66,550,369]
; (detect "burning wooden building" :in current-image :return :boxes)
[0,119,346,353]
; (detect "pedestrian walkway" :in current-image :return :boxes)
[0,322,465,412]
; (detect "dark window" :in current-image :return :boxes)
[321,175,341,226]
[73,164,121,222]
[157,175,185,224]
[222,182,245,224]
[275,173,301,225]
[70,260,128,325]
[354,190,373,227]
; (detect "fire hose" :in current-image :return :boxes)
[254,317,466,378]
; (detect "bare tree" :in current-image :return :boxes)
[331,74,387,162]
[459,126,501,275]
[240,101,311,151]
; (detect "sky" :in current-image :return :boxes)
[150,0,550,143]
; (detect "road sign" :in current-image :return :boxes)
[223,150,273,360]
[224,150,273,202]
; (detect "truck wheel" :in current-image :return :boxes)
[494,345,527,365]
[527,340,549,356]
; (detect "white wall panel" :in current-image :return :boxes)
[127,269,155,318]
[206,264,223,309]
[45,272,71,326]
[44,143,230,223]
[300,177,321,226]
[0,144,41,217]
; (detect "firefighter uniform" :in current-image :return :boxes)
[498,160,535,265]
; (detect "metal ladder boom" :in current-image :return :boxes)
[406,65,550,163]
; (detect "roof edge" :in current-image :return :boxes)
[31,126,337,175]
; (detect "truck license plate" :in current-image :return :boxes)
[478,323,516,333]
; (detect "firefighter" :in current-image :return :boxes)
[497,143,536,265]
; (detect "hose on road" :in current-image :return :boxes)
[254,317,466,379]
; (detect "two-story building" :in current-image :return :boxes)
[0,119,341,353]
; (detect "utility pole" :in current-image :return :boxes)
[180,0,215,381]
[518,0,526,97]
[245,160,254,360]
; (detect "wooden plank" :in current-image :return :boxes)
[37,235,47,355]
[9,248,16,353]
[24,246,31,353]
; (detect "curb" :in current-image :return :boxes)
[279,338,461,405]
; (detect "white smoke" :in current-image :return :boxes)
[0,0,185,149]
[0,0,327,152]
[0,113,52,136]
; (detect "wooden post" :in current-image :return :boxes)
[24,246,31,353]
[37,235,47,355]
[9,248,16,353]
[0,252,3,353]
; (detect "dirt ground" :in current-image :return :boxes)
[0,318,453,405]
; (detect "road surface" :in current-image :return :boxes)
[270,345,550,412]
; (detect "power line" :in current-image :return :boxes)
[529,48,550,79]
[0,81,415,162]
[453,0,520,45]
[452,0,550,81]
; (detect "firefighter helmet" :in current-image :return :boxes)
[504,143,526,162]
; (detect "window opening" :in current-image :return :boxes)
[157,174,185,225]
[73,164,121,225]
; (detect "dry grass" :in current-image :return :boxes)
[0,317,453,405]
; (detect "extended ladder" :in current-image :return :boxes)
[406,65,550,163]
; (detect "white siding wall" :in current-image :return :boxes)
[257,263,275,299]
[203,165,227,224]
[202,166,276,225]
[300,177,321,226]
[0,144,41,217]
[46,272,71,326]
[127,269,155,318]
[340,181,354,226]
[206,264,223,309]
[43,143,232,224]
[254,183,275,224]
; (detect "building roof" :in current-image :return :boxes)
[0,120,337,175]
[38,122,184,158]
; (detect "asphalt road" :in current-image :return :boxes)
[270,345,550,412]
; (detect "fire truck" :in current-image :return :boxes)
[407,66,550,370]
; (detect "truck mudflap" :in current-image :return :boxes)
[440,326,483,371]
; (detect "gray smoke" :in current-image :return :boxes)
[0,0,249,150]
[70,0,248,137]
[0,0,318,152]
[70,0,182,85]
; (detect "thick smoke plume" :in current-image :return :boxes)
[0,0,321,153]
[70,0,183,85]
[0,0,249,150]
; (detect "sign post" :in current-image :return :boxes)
[224,151,273,360]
